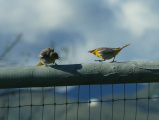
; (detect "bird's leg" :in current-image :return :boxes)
[53,62,57,65]
[95,60,105,62]
[45,64,48,67]
[110,56,116,63]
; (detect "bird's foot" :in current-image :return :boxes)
[95,60,105,62]
[110,60,116,63]
[45,64,48,67]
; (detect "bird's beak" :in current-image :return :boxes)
[58,56,60,60]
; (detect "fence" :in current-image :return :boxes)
[0,61,159,120]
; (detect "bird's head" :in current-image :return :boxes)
[50,52,60,60]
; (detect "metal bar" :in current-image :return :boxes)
[0,61,159,89]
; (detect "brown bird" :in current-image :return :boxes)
[36,48,60,66]
[89,44,130,62]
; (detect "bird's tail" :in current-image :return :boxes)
[113,44,130,56]
[120,44,130,50]
[36,62,43,66]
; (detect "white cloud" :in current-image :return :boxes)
[1,0,159,39]
[0,0,159,65]
[33,0,74,29]
[104,0,159,36]
[0,0,74,43]
[106,0,121,5]
[119,1,159,36]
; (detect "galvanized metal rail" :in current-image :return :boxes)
[0,61,159,89]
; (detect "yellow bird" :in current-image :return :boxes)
[36,48,60,66]
[89,44,130,62]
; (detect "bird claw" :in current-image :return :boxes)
[45,64,48,67]
[110,60,116,63]
[95,60,105,62]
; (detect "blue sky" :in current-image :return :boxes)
[0,0,159,66]
[0,0,158,97]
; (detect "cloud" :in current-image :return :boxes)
[1,0,159,39]
[0,0,74,43]
[0,0,159,65]
[105,0,159,36]
[119,1,159,36]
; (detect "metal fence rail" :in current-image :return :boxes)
[0,61,159,120]
[0,61,159,89]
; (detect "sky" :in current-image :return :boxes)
[0,0,159,97]
[0,0,159,66]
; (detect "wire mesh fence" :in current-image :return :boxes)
[1,62,159,120]
[1,83,159,120]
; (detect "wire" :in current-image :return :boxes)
[30,87,33,120]
[89,85,91,120]
[147,83,150,120]
[100,84,102,120]
[112,84,114,120]
[66,86,68,120]
[42,87,45,120]
[135,83,138,120]
[1,83,158,119]
[54,87,56,120]
[123,84,126,120]
[18,88,21,120]
[77,85,80,120]
[7,89,9,120]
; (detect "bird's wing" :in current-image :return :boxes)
[39,48,54,58]
[97,47,115,54]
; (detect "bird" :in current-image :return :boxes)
[88,44,130,62]
[36,48,60,66]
